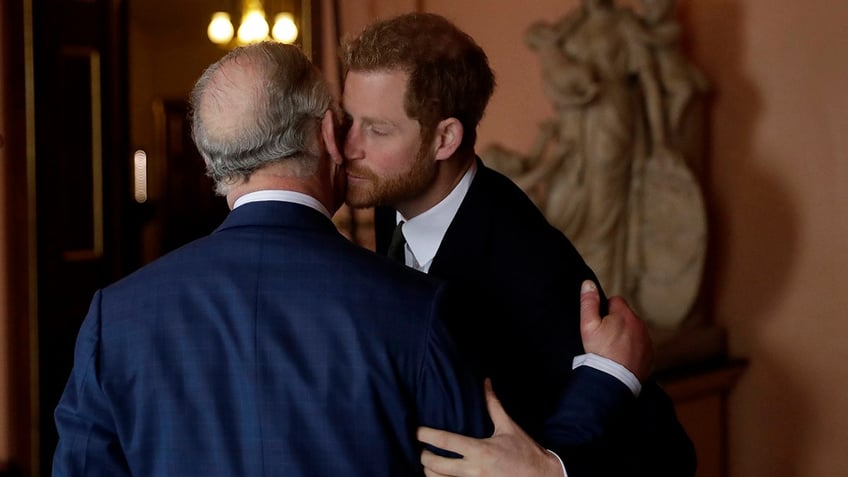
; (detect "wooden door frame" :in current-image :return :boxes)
[1,0,38,474]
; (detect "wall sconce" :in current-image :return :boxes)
[207,0,299,47]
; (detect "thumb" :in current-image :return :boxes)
[607,295,632,317]
[484,378,512,434]
[580,280,602,337]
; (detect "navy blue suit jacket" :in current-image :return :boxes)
[53,201,491,476]
[375,160,695,476]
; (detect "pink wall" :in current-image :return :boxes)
[415,0,848,475]
[687,1,848,475]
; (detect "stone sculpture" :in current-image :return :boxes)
[484,0,710,330]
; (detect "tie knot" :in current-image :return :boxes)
[387,221,406,264]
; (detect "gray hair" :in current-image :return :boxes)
[190,42,332,194]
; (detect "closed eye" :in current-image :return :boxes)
[368,125,390,136]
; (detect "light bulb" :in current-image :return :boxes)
[272,12,298,44]
[207,12,234,45]
[237,9,269,45]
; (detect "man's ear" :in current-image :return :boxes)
[321,110,343,165]
[432,117,463,161]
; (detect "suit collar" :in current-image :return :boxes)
[215,200,339,236]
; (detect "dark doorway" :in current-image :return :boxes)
[31,0,135,473]
[140,99,229,262]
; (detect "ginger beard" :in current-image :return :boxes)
[345,138,437,210]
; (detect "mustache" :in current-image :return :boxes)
[345,164,379,181]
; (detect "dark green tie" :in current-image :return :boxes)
[387,221,406,264]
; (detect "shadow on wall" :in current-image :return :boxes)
[693,0,799,336]
[688,1,805,475]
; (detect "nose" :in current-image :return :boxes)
[343,125,363,162]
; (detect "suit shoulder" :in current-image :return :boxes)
[340,238,446,293]
[474,165,554,230]
[474,165,575,249]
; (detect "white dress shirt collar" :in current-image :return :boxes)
[397,161,477,273]
[233,190,332,219]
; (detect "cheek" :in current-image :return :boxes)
[364,140,420,176]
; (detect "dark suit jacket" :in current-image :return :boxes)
[376,160,695,476]
[53,201,491,477]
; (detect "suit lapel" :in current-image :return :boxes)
[428,159,497,278]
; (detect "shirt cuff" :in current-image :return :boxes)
[546,449,568,477]
[572,353,642,397]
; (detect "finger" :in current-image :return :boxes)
[580,280,602,334]
[483,378,513,434]
[607,295,633,318]
[423,468,451,477]
[608,296,650,338]
[417,426,478,455]
[421,449,465,477]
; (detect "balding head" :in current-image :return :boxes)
[190,42,334,195]
[195,53,266,147]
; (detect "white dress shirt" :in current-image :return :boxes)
[233,190,332,218]
[395,161,477,273]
